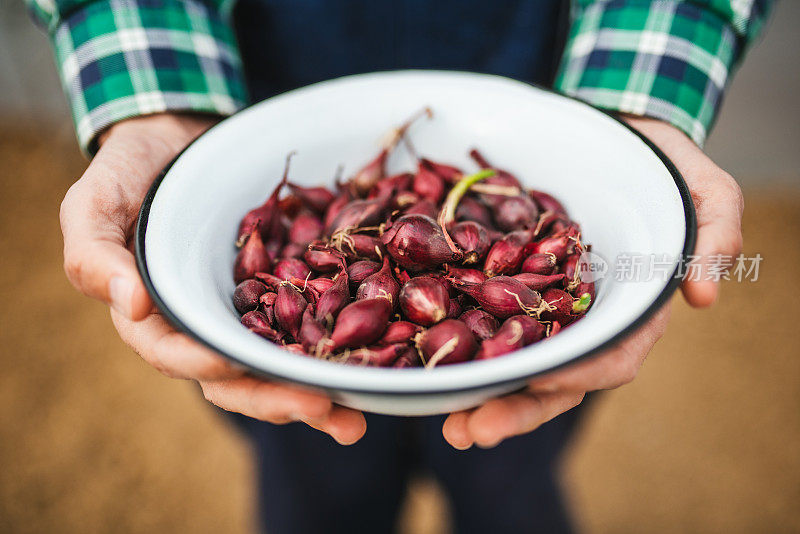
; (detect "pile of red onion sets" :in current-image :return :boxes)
[232,108,594,369]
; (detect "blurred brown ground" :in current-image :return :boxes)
[0,125,798,534]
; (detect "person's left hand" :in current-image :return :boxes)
[441,116,744,449]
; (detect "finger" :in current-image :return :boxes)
[111,308,243,380]
[681,171,744,308]
[301,406,368,445]
[61,176,152,321]
[442,411,474,450]
[528,305,670,393]
[199,376,333,424]
[465,390,585,448]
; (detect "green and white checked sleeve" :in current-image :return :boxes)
[27,0,248,155]
[555,0,773,145]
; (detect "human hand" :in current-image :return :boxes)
[60,113,366,444]
[441,117,743,449]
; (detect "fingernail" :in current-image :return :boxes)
[453,441,473,451]
[476,438,502,449]
[334,435,360,446]
[109,276,133,318]
[708,284,720,305]
[291,411,316,423]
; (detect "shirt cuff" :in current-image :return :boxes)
[554,1,740,146]
[51,0,248,155]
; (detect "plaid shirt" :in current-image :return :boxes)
[28,0,771,155]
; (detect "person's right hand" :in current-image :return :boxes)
[60,113,366,444]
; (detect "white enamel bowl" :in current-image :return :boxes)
[136,70,695,416]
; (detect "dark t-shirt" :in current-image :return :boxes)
[233,0,567,102]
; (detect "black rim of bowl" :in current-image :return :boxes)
[135,73,697,397]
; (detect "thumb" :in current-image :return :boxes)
[60,114,217,320]
[60,153,157,320]
[680,170,744,307]
[61,223,153,321]
[620,116,744,309]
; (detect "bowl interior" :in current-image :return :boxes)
[140,70,691,394]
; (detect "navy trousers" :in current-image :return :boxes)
[229,2,581,532]
[228,407,585,534]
